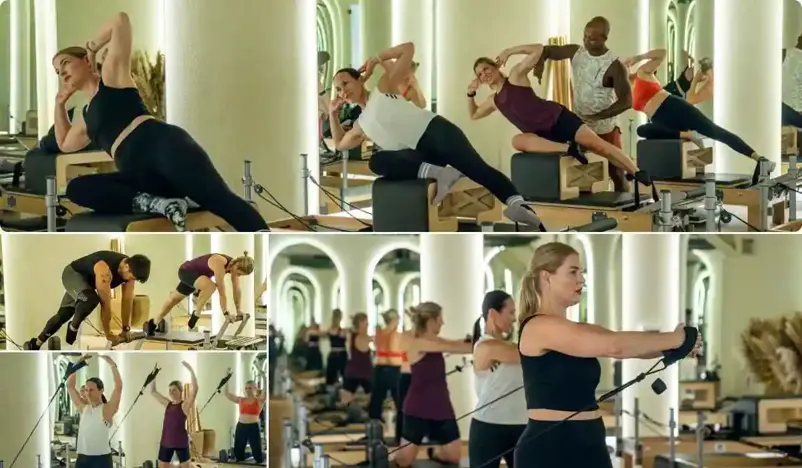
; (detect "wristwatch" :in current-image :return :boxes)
[467,92,477,98]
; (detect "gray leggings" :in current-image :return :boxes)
[38,266,100,341]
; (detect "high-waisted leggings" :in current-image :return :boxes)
[234,421,264,463]
[368,364,401,420]
[66,119,268,232]
[326,350,348,385]
[637,94,756,158]
[469,419,526,468]
[396,372,412,444]
[513,418,612,468]
[368,115,521,203]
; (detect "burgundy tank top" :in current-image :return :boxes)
[160,402,189,448]
[403,353,455,420]
[344,336,373,380]
[180,254,232,278]
[494,80,563,135]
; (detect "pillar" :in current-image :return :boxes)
[210,233,256,336]
[339,254,369,317]
[9,0,32,133]
[621,235,681,438]
[1,233,109,347]
[694,0,714,118]
[164,0,318,219]
[436,0,556,175]
[650,0,672,83]
[33,0,58,136]
[420,233,483,434]
[586,234,619,391]
[674,1,689,79]
[391,0,433,107]
[714,0,782,175]
[0,354,50,466]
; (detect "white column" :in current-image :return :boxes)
[1,233,109,348]
[621,235,681,438]
[339,255,369,316]
[420,233,484,434]
[359,0,391,60]
[165,0,318,219]
[34,0,58,136]
[586,234,619,391]
[714,0,782,175]
[391,0,433,108]
[210,234,256,336]
[0,354,50,466]
[694,0,714,118]
[650,0,672,83]
[9,0,33,133]
[674,2,688,79]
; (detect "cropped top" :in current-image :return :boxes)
[239,398,262,416]
[84,79,150,155]
[519,315,601,412]
[632,76,664,112]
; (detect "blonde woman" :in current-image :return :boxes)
[146,252,255,335]
[513,242,701,467]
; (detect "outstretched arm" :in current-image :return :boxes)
[93,262,114,339]
[588,61,632,121]
[230,273,242,315]
[87,12,134,88]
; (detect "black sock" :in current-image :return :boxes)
[567,141,589,164]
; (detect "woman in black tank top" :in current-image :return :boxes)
[512,242,701,468]
[305,322,324,371]
[324,309,348,385]
[50,12,267,232]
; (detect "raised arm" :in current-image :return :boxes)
[223,371,241,403]
[101,355,123,418]
[209,255,229,313]
[588,61,632,120]
[150,380,171,407]
[374,42,416,93]
[119,279,135,330]
[67,362,88,412]
[86,12,134,88]
[93,261,114,339]
[686,72,713,105]
[474,339,520,370]
[182,361,199,412]
[631,48,667,75]
[523,315,683,359]
[498,43,545,80]
[533,44,581,83]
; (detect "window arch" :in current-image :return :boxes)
[317,1,335,90]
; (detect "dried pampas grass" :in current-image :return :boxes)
[131,50,165,121]
[741,314,802,394]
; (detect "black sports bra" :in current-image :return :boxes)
[84,79,150,155]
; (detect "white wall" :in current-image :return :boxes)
[0,1,10,133]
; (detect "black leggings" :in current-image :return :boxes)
[66,119,268,232]
[368,116,520,203]
[75,454,113,468]
[513,418,611,468]
[233,422,264,463]
[306,347,323,371]
[368,365,400,420]
[783,102,802,128]
[642,95,756,158]
[468,419,526,468]
[396,373,412,444]
[39,290,100,342]
[325,350,348,385]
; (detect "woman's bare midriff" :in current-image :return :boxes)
[528,408,602,421]
[109,114,156,158]
[377,356,404,367]
[642,81,670,119]
[239,413,261,424]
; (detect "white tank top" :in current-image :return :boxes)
[783,48,802,113]
[571,47,620,135]
[472,336,528,425]
[77,404,112,456]
[357,92,436,151]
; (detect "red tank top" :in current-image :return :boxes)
[493,80,562,135]
[632,77,663,111]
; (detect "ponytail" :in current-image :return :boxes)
[232,251,255,275]
[518,274,540,328]
[471,317,483,346]
[101,394,108,404]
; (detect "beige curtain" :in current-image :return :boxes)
[545,36,572,111]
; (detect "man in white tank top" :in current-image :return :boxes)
[534,16,633,191]
[68,355,123,468]
[782,36,802,129]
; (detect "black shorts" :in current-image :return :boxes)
[540,107,584,144]
[402,414,460,446]
[75,454,113,468]
[469,419,526,468]
[176,268,201,296]
[159,445,191,463]
[342,376,372,394]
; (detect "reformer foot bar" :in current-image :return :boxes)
[134,313,261,350]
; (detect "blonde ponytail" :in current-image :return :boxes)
[232,251,255,275]
[518,242,579,325]
[409,302,442,335]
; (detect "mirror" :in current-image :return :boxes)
[370,248,420,332]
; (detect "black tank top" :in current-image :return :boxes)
[519,315,601,412]
[70,251,129,289]
[83,79,150,155]
[329,330,346,349]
